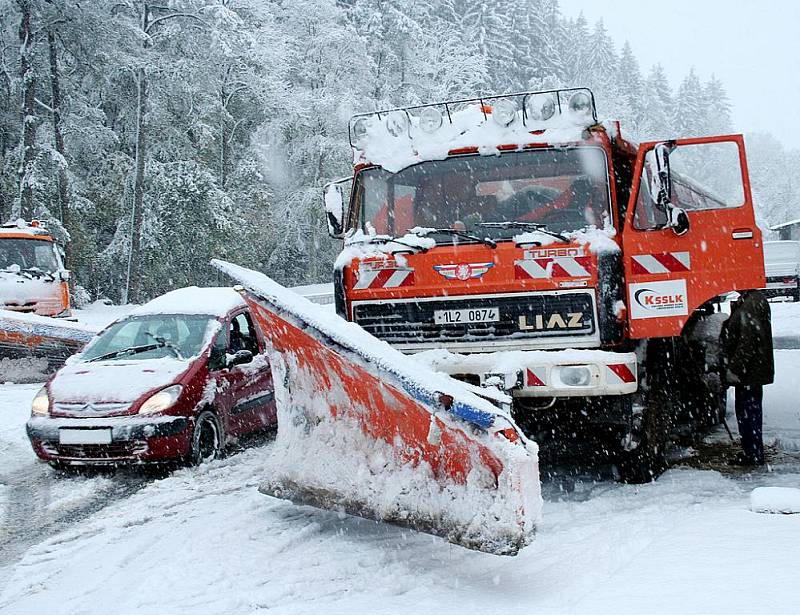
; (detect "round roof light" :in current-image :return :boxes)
[569,91,593,117]
[418,107,443,133]
[351,117,369,145]
[385,111,410,137]
[524,94,556,122]
[492,99,518,127]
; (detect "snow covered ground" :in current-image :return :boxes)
[1,302,799,614]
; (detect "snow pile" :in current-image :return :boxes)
[355,103,589,174]
[750,487,800,514]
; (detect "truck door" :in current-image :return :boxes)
[622,134,765,339]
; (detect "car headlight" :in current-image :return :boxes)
[31,386,50,416]
[556,365,592,387]
[138,384,183,415]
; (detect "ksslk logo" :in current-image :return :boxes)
[433,262,494,281]
[629,279,689,319]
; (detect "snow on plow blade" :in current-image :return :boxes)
[213,260,542,555]
[0,310,95,380]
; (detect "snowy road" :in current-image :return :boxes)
[0,303,798,614]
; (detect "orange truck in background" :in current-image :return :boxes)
[325,88,764,482]
[0,219,71,317]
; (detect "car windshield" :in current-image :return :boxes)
[81,314,217,362]
[354,147,611,241]
[0,238,60,273]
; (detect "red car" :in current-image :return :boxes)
[26,287,276,468]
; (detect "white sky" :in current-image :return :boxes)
[559,0,800,148]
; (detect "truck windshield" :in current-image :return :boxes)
[81,314,217,362]
[354,147,611,240]
[0,238,60,273]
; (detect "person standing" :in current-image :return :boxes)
[721,289,774,465]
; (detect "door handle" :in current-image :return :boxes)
[732,228,754,240]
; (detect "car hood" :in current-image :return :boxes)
[49,357,194,405]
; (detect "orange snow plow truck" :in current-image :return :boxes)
[323,88,764,483]
[0,220,91,377]
[215,87,763,556]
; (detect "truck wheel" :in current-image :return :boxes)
[189,411,223,466]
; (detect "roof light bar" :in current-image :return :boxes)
[348,87,597,147]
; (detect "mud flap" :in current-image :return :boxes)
[213,260,542,555]
[0,311,95,380]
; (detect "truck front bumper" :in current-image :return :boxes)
[414,349,638,398]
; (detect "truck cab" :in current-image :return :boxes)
[0,220,71,317]
[325,88,764,476]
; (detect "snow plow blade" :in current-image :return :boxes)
[213,260,542,556]
[0,310,95,380]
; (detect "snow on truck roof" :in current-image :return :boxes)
[0,219,52,239]
[350,88,599,174]
[129,287,245,318]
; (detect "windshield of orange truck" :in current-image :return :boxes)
[354,147,611,240]
[0,238,60,273]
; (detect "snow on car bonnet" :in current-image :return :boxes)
[49,357,191,404]
[129,286,245,318]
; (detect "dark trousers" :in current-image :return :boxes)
[735,385,764,463]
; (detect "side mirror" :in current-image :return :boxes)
[227,349,253,368]
[649,141,676,209]
[323,177,352,239]
[59,270,71,282]
[668,207,690,236]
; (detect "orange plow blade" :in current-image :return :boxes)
[0,310,95,381]
[213,260,541,555]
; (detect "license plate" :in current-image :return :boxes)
[59,428,112,445]
[434,307,499,324]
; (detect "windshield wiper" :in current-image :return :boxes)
[86,342,165,363]
[145,332,185,360]
[476,221,569,243]
[349,234,429,254]
[412,228,497,248]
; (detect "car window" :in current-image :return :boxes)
[82,314,216,362]
[228,312,259,355]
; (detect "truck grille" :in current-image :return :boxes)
[352,291,596,345]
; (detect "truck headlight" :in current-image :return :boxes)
[139,384,183,415]
[31,386,50,416]
[556,365,592,387]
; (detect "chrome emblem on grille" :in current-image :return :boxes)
[433,262,494,281]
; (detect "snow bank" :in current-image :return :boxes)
[750,487,800,514]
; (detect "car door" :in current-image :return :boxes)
[213,311,276,437]
[622,134,765,339]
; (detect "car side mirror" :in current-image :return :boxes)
[323,177,352,239]
[227,349,253,368]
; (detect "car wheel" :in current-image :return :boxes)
[190,411,223,466]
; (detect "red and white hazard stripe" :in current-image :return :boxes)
[354,268,414,290]
[526,367,547,387]
[605,363,636,385]
[630,251,691,275]
[515,256,593,279]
